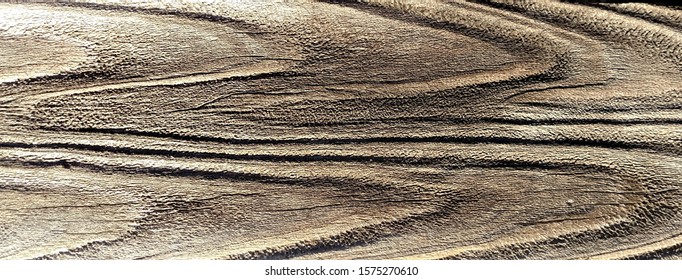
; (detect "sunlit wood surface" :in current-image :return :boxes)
[1,0,681,259]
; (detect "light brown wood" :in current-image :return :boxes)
[1,0,681,259]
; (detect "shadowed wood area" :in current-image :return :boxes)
[0,0,681,260]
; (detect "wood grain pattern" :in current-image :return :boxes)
[1,0,681,260]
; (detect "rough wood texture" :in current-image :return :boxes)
[1,0,681,260]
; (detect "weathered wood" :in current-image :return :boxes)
[0,0,681,259]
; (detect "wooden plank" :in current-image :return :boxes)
[0,0,681,259]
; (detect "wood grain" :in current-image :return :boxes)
[1,0,681,259]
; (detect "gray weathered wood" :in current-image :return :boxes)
[0,0,681,259]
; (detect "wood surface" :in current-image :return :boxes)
[1,0,681,259]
